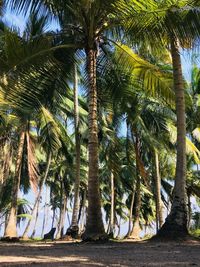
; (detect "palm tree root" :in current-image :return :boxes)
[81,231,108,242]
[152,208,189,241]
[65,225,80,239]
[1,236,20,242]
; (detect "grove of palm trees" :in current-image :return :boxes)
[0,0,200,266]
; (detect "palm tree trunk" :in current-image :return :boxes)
[0,141,12,202]
[30,200,39,239]
[82,48,105,240]
[126,181,135,237]
[69,63,81,237]
[22,152,51,239]
[129,173,141,240]
[129,132,141,240]
[51,208,56,229]
[4,131,25,238]
[157,37,188,239]
[187,191,192,229]
[60,196,67,238]
[117,218,121,238]
[109,172,115,237]
[154,149,164,232]
[56,180,67,239]
[79,188,87,233]
[41,186,48,238]
[0,141,11,189]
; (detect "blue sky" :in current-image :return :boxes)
[3,12,25,30]
[3,9,59,33]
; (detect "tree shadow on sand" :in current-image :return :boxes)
[0,240,200,266]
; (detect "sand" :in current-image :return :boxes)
[0,239,200,266]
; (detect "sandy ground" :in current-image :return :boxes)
[0,240,200,267]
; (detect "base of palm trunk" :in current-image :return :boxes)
[152,210,189,241]
[65,225,80,239]
[1,236,20,242]
[107,231,114,239]
[21,236,30,241]
[127,221,141,240]
[125,238,141,241]
[81,230,108,241]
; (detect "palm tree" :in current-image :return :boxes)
[0,11,76,238]
[22,152,51,239]
[96,43,176,238]
[120,0,200,239]
[67,62,81,237]
[8,0,124,240]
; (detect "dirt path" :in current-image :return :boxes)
[0,240,200,267]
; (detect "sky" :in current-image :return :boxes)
[3,8,59,33]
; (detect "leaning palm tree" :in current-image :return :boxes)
[121,0,200,238]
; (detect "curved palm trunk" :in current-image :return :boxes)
[82,48,105,240]
[68,63,81,237]
[4,131,25,238]
[157,37,188,239]
[22,152,51,239]
[154,149,164,232]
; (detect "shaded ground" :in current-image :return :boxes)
[0,239,200,266]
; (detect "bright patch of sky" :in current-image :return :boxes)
[3,8,60,34]
[3,11,26,31]
[181,49,193,83]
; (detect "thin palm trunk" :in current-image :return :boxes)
[129,174,141,239]
[117,217,121,239]
[69,63,81,237]
[82,48,105,240]
[51,208,56,229]
[157,37,188,238]
[109,172,115,237]
[129,133,141,240]
[154,149,164,232]
[187,191,192,229]
[4,131,25,238]
[22,152,51,239]
[41,186,48,238]
[56,180,66,239]
[79,188,87,233]
[126,181,135,237]
[60,197,67,238]
[30,200,39,238]
[0,141,11,188]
